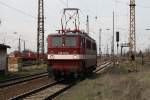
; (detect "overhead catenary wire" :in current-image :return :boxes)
[57,0,68,7]
[0,1,36,19]
[0,1,38,53]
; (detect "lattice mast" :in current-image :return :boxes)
[129,0,136,57]
[37,0,44,63]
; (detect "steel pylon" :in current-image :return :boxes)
[129,0,136,57]
[37,0,44,64]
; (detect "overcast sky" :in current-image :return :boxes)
[0,0,150,54]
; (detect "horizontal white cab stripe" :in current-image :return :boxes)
[47,54,96,60]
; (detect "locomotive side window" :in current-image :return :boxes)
[52,37,62,47]
[80,38,85,48]
[83,38,85,48]
[92,43,96,50]
[86,39,91,49]
[65,37,76,46]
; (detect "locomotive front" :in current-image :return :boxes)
[47,33,83,79]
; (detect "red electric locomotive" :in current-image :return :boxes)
[47,8,97,79]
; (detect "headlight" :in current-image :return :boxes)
[73,55,77,59]
[48,55,54,59]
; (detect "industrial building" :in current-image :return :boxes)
[0,44,10,74]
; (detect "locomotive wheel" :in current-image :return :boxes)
[79,71,85,80]
[73,72,79,79]
[53,71,61,80]
[54,75,61,80]
[64,72,75,80]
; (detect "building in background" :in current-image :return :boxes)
[0,44,10,74]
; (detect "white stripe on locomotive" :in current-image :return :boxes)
[47,54,96,60]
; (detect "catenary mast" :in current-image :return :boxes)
[129,0,136,58]
[37,0,44,64]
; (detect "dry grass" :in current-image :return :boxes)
[55,63,150,100]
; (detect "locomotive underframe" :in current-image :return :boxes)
[47,58,96,79]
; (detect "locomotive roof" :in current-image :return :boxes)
[48,31,96,42]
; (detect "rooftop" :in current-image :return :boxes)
[0,44,11,49]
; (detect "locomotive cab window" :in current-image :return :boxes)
[65,37,76,47]
[52,37,62,47]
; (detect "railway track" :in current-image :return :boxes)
[0,72,48,88]
[11,80,76,100]
[10,62,112,100]
[10,81,61,100]
[0,72,51,100]
[95,61,112,73]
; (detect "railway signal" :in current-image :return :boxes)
[116,31,120,65]
[121,43,129,56]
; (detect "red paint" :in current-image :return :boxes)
[47,30,97,76]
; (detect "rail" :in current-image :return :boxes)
[10,81,60,100]
[0,72,48,88]
[9,61,112,100]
